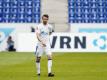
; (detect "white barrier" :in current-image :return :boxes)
[17,33,107,52]
[70,24,107,33]
[0,23,38,51]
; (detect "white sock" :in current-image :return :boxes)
[48,60,52,73]
[36,62,40,74]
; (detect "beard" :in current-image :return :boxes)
[43,21,47,25]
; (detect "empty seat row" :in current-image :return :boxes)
[69,8,107,13]
[0,0,41,23]
[69,19,107,23]
[68,0,107,2]
[0,8,40,13]
[68,0,107,23]
[68,2,107,7]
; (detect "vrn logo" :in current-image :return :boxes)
[51,36,86,49]
[0,28,14,44]
[93,35,107,50]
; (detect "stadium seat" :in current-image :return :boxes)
[68,0,107,23]
[0,0,41,23]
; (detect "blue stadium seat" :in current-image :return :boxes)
[34,3,40,7]
[68,0,107,23]
[0,0,41,23]
[34,8,40,13]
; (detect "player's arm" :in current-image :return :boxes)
[36,32,46,47]
[36,27,46,47]
[36,32,42,42]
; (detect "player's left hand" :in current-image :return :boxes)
[41,42,46,47]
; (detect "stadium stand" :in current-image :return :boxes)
[0,0,41,23]
[2,0,107,31]
[68,0,107,23]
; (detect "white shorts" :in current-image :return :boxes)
[35,43,52,57]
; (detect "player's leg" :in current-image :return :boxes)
[45,44,54,77]
[47,53,54,77]
[36,57,41,76]
[35,44,43,76]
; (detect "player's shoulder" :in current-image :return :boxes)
[47,23,53,28]
[38,23,43,27]
[37,23,43,29]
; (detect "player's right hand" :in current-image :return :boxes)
[41,42,46,47]
[42,43,46,47]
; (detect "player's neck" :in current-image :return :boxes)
[43,23,48,26]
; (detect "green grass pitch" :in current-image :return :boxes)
[0,52,107,80]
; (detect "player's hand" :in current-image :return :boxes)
[41,42,46,47]
[42,43,46,47]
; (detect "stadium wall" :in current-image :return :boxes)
[0,23,37,51]
[70,24,107,33]
[17,33,107,52]
[1,23,107,52]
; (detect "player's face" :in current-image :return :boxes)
[42,16,48,25]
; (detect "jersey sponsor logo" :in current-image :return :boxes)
[41,31,48,35]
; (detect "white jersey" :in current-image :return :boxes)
[36,23,53,44]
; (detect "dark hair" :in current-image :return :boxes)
[42,14,49,19]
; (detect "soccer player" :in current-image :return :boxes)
[35,14,54,77]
